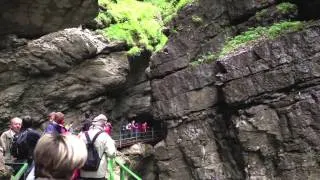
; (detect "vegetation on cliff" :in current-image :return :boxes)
[276,2,297,14]
[191,21,305,66]
[219,21,304,57]
[96,0,193,56]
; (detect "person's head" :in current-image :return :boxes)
[10,117,22,133]
[54,112,64,125]
[91,114,108,128]
[34,134,87,179]
[84,110,92,119]
[22,115,33,129]
[48,112,56,121]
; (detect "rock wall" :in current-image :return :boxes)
[0,28,131,129]
[0,0,319,179]
[0,0,98,37]
[150,0,320,179]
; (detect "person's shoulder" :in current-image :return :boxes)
[27,128,41,136]
[96,130,109,138]
[100,132,114,142]
[1,129,11,136]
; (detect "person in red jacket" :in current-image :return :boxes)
[141,121,148,136]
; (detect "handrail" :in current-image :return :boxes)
[113,128,164,148]
[108,158,142,180]
[10,162,28,180]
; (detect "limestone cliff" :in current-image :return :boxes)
[151,22,320,179]
[0,0,319,180]
[150,0,320,179]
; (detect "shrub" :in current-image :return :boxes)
[96,0,194,56]
[276,2,297,14]
[255,9,268,21]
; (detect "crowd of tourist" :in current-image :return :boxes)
[0,112,116,180]
[122,120,149,138]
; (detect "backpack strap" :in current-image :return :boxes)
[85,131,104,144]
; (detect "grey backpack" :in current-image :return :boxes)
[82,131,104,171]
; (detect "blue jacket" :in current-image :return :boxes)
[45,122,65,134]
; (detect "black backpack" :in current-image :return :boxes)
[11,128,41,160]
[82,131,104,171]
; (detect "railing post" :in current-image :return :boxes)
[120,167,126,180]
[152,127,154,140]
[135,130,138,142]
[108,158,115,180]
[119,128,122,148]
[10,162,28,180]
[115,158,142,180]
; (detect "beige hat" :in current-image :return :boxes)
[92,114,108,122]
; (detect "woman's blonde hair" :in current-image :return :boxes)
[34,134,87,179]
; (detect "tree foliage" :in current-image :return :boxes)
[96,0,193,56]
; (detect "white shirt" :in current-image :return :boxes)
[80,127,116,178]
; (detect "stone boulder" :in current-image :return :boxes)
[0,28,129,129]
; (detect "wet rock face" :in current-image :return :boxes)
[150,0,278,79]
[0,0,98,37]
[0,28,129,128]
[151,23,320,179]
[150,0,320,177]
[219,26,320,178]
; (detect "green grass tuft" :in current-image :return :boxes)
[219,21,304,57]
[191,21,305,66]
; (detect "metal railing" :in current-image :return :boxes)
[8,162,28,180]
[108,158,142,180]
[112,128,163,148]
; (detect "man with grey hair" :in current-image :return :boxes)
[80,114,116,180]
[0,117,22,160]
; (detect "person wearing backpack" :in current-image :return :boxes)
[11,116,40,161]
[79,114,116,180]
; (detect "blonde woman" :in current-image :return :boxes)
[33,134,87,180]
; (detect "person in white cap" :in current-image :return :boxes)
[79,114,116,180]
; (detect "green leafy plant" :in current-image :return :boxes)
[267,21,304,38]
[96,0,194,56]
[255,9,268,21]
[95,12,113,27]
[276,2,297,14]
[190,52,218,66]
[176,0,193,11]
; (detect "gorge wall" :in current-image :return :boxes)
[149,0,320,179]
[0,0,319,180]
[151,23,320,179]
